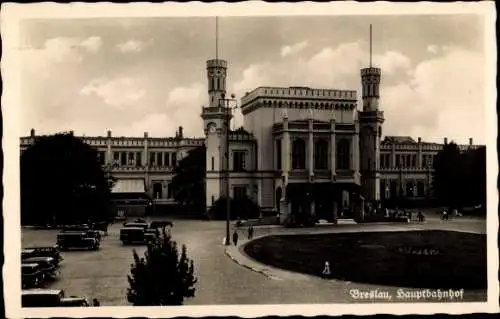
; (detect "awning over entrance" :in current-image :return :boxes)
[111,179,146,194]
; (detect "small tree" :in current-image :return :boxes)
[127,229,197,306]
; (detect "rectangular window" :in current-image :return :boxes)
[395,155,400,167]
[157,152,163,167]
[164,152,170,167]
[412,155,417,168]
[276,139,282,170]
[113,152,120,165]
[233,186,247,200]
[172,153,177,167]
[211,157,215,170]
[233,151,246,172]
[150,152,156,166]
[422,155,427,168]
[127,152,134,166]
[97,151,105,165]
[120,152,127,166]
[136,152,142,166]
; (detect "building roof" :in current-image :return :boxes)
[382,136,417,144]
[111,179,146,194]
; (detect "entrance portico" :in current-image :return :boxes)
[283,182,366,224]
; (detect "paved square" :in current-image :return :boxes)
[21,216,487,305]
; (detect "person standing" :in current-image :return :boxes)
[442,209,448,221]
[232,230,239,246]
[248,226,254,240]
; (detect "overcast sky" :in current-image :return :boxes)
[18,14,487,144]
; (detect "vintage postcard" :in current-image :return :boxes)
[2,1,498,318]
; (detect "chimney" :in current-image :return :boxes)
[144,132,148,138]
[178,126,184,138]
[107,130,112,138]
[444,137,448,145]
[418,137,421,143]
[469,138,473,145]
[70,131,74,136]
[30,128,35,137]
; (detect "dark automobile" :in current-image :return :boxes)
[120,227,156,245]
[22,263,45,289]
[62,224,90,232]
[57,232,100,251]
[21,249,36,260]
[149,220,173,229]
[92,221,109,234]
[23,257,59,280]
[22,246,63,265]
[22,289,64,307]
[63,225,102,242]
[22,289,91,307]
[123,222,149,229]
[86,229,102,242]
[59,297,91,307]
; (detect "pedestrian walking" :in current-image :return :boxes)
[417,211,424,222]
[248,226,254,240]
[232,230,239,246]
[443,209,449,221]
[92,298,100,307]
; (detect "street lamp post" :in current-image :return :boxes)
[220,93,238,246]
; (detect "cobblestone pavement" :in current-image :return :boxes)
[21,216,487,305]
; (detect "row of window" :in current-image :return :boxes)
[97,151,177,167]
[380,180,428,198]
[276,138,351,171]
[380,153,437,169]
[210,185,250,205]
[263,88,354,98]
[210,150,247,172]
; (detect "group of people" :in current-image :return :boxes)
[231,225,254,246]
[384,208,425,222]
[441,208,461,221]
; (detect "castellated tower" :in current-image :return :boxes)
[207,59,227,107]
[201,58,231,211]
[358,66,385,201]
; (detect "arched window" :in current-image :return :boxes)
[390,180,398,198]
[292,138,306,169]
[406,181,414,197]
[314,139,328,169]
[337,138,350,170]
[380,180,387,199]
[417,181,425,197]
[153,183,162,200]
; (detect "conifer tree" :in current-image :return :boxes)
[127,228,197,306]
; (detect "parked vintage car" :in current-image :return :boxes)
[57,231,100,251]
[22,246,63,266]
[123,222,149,229]
[23,257,59,280]
[22,289,91,307]
[59,296,91,307]
[120,227,156,245]
[22,263,45,289]
[63,225,102,242]
[149,220,174,229]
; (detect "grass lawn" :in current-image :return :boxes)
[244,230,486,289]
